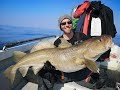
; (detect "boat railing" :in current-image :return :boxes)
[2,35,56,51]
[0,35,57,61]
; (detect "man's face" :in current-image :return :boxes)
[60,18,72,34]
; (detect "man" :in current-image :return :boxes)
[53,14,99,85]
[38,14,99,90]
[54,14,88,47]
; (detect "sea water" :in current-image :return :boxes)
[0,25,60,49]
[113,34,120,45]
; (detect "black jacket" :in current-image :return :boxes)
[87,1,117,38]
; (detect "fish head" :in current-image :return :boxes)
[90,35,112,52]
[83,35,113,60]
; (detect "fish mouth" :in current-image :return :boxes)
[105,43,112,51]
[104,36,113,50]
[111,42,115,47]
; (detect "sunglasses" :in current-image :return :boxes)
[60,21,72,25]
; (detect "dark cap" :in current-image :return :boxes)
[58,14,72,29]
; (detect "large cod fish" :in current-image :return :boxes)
[4,35,113,84]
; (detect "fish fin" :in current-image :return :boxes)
[58,38,72,48]
[19,67,29,77]
[32,66,42,75]
[30,40,55,53]
[85,59,99,73]
[4,65,16,84]
[12,51,26,63]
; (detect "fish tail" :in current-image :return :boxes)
[4,65,17,84]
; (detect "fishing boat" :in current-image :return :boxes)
[0,35,120,90]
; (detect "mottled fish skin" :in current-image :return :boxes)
[4,35,113,84]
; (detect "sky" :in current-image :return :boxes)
[0,0,120,34]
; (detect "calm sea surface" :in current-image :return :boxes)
[0,25,60,49]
